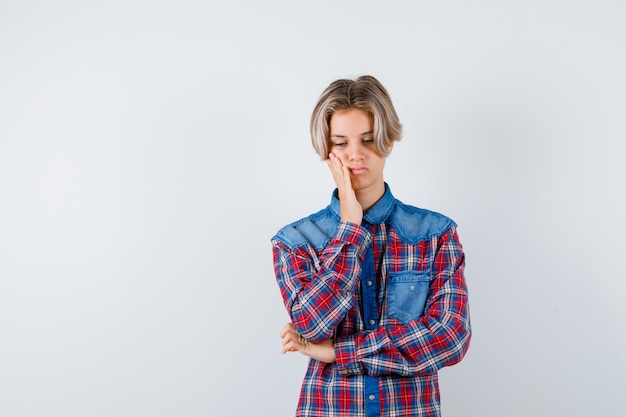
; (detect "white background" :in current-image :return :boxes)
[1,1,625,416]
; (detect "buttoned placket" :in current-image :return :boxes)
[361,221,381,417]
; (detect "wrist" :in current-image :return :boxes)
[340,209,363,224]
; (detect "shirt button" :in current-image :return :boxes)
[369,394,376,401]
[366,280,373,286]
[369,320,376,325]
[409,285,415,291]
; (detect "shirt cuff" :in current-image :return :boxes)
[335,222,371,257]
[334,335,364,376]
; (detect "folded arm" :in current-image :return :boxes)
[334,228,471,376]
[272,222,371,343]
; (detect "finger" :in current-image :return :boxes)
[279,322,294,338]
[327,153,342,170]
[328,154,351,184]
[327,154,351,189]
[341,165,352,186]
[326,155,339,175]
[281,340,300,354]
[282,333,295,347]
[281,327,300,345]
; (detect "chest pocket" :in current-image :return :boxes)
[387,271,430,323]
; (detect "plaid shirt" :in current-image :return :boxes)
[272,185,471,417]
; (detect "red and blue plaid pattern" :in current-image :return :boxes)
[272,191,471,417]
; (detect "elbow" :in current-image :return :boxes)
[447,317,472,366]
[288,293,354,343]
[291,315,335,344]
[287,301,336,343]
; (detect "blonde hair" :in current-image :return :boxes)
[310,75,403,159]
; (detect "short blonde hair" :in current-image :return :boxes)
[310,75,403,159]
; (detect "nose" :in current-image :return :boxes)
[346,142,364,162]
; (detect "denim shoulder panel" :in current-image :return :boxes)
[390,200,456,244]
[273,207,340,251]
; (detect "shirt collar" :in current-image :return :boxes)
[330,183,395,225]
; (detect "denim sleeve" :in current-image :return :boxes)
[272,222,372,344]
[334,227,471,376]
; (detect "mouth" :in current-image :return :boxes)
[349,167,368,175]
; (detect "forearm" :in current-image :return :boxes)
[335,301,471,376]
[273,222,371,343]
[286,278,356,343]
[335,229,471,376]
[280,322,336,363]
[304,339,336,363]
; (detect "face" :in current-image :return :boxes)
[328,108,390,200]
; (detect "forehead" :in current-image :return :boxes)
[329,108,373,135]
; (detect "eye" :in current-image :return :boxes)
[362,139,374,145]
[332,142,346,148]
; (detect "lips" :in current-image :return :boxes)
[349,167,368,174]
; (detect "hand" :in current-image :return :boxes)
[326,153,363,224]
[280,322,336,363]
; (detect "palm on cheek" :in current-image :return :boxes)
[326,152,362,224]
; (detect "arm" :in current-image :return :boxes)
[280,322,336,363]
[333,228,471,376]
[273,151,368,343]
[272,222,371,343]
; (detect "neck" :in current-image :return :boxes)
[356,182,386,212]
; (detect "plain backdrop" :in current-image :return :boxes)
[1,1,625,416]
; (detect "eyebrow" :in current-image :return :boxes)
[330,130,374,138]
